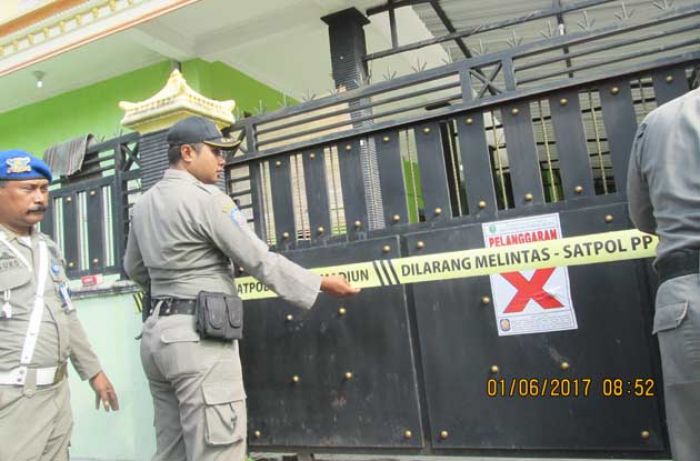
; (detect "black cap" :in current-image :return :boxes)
[166,116,240,149]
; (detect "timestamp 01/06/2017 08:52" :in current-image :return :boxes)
[485,377,656,398]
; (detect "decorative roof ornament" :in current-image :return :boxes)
[119,69,235,134]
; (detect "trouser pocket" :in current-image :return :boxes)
[653,302,688,335]
[654,299,700,383]
[202,383,246,446]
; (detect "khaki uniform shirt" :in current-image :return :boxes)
[0,224,101,380]
[124,169,320,307]
[627,87,700,263]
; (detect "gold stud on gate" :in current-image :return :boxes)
[574,185,583,194]
[559,97,568,106]
[317,226,325,235]
[344,371,353,381]
[275,160,282,167]
[560,361,570,371]
[482,296,491,305]
[404,430,413,440]
[478,200,487,209]
[286,314,294,322]
[439,430,449,440]
[416,241,425,250]
[423,127,431,134]
[605,214,614,223]
[383,245,391,254]
[89,190,97,197]
[490,364,500,374]
[345,144,352,151]
[434,207,442,216]
[66,196,73,203]
[291,375,300,384]
[511,107,520,115]
[665,75,673,84]
[92,258,100,265]
[465,117,473,125]
[383,136,390,143]
[68,262,75,268]
[309,152,316,159]
[354,220,362,229]
[282,231,290,240]
[610,86,620,95]
[338,306,347,316]
[392,214,401,223]
[253,430,262,439]
[524,193,534,202]
[641,430,651,440]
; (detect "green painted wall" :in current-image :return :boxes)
[0,59,292,157]
[182,59,291,116]
[68,294,154,461]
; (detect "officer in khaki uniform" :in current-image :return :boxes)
[627,87,700,461]
[124,116,359,461]
[0,150,119,461]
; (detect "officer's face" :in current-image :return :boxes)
[0,179,50,234]
[185,143,225,184]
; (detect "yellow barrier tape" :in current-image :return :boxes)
[236,229,657,300]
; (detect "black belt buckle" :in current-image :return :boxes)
[150,298,196,317]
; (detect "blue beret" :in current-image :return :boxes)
[0,150,52,182]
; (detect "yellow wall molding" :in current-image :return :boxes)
[0,0,200,78]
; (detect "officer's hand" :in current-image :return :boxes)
[90,371,120,412]
[320,275,361,297]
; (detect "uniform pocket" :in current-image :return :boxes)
[202,384,246,446]
[653,302,688,334]
[161,328,200,343]
[157,323,202,377]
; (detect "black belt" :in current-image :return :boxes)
[657,249,700,285]
[150,298,196,317]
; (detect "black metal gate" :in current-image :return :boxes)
[226,2,699,457]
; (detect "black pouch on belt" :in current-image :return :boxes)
[195,291,243,341]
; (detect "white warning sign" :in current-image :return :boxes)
[482,213,577,336]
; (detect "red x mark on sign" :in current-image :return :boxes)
[500,268,563,313]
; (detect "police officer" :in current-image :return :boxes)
[627,86,700,460]
[0,150,119,461]
[124,116,359,461]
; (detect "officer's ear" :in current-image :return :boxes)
[179,144,195,164]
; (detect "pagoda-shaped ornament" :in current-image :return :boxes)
[119,69,236,134]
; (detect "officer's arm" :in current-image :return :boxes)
[203,194,321,309]
[68,315,119,411]
[46,242,103,380]
[627,122,657,234]
[123,225,150,290]
[66,312,103,380]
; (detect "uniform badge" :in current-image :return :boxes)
[51,262,60,276]
[59,283,75,312]
[0,251,20,272]
[6,157,32,174]
[221,202,235,214]
[229,206,247,227]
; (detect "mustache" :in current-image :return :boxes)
[28,206,48,213]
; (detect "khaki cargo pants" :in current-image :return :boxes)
[0,378,71,461]
[141,309,247,461]
[653,273,700,461]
